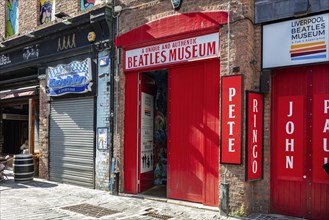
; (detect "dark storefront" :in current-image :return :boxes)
[0,7,112,189]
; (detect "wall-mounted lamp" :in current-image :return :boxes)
[293,0,310,17]
[55,12,70,19]
[55,12,72,25]
[62,20,72,25]
[26,33,35,38]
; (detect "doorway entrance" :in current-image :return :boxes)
[0,97,39,156]
[139,70,168,197]
[124,60,220,206]
[271,64,329,219]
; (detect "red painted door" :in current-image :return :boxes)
[167,60,219,206]
[124,72,139,193]
[271,64,329,219]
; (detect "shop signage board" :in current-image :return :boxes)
[312,94,329,184]
[221,75,243,164]
[246,92,263,181]
[140,92,154,173]
[276,96,304,180]
[263,13,329,68]
[47,58,93,96]
[125,32,219,71]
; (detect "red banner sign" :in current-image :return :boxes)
[277,96,304,180]
[246,92,263,181]
[313,94,329,184]
[221,75,243,164]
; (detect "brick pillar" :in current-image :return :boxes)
[38,75,49,180]
[219,0,268,216]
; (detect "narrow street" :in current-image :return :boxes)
[0,172,299,220]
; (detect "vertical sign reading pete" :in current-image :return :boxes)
[221,75,243,164]
[246,92,263,181]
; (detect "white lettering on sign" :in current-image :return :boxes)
[323,119,329,132]
[252,98,258,174]
[228,138,235,152]
[324,100,329,155]
[228,87,237,153]
[286,156,294,169]
[288,101,293,117]
[227,121,235,135]
[125,33,219,70]
[229,88,236,101]
[286,139,295,152]
[324,100,329,113]
[286,101,295,169]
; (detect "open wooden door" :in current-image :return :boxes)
[167,60,220,206]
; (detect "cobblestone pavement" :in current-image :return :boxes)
[0,171,305,220]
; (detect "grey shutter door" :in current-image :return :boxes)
[49,97,95,188]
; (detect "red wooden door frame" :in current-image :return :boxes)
[124,72,139,193]
[271,64,329,219]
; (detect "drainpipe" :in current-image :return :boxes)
[107,0,120,195]
[220,0,230,216]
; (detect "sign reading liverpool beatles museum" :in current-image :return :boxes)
[263,13,329,68]
[47,58,93,96]
[125,33,219,71]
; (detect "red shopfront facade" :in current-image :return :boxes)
[116,12,227,206]
[263,13,329,220]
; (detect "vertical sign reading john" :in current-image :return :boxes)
[246,92,263,181]
[221,75,243,164]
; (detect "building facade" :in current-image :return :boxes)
[114,0,328,219]
[0,0,328,219]
[0,0,114,190]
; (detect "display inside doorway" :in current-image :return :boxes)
[152,72,168,186]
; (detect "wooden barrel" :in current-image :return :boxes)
[13,154,34,181]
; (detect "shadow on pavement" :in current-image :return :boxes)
[0,176,58,191]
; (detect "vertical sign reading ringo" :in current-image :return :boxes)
[141,92,154,173]
[221,75,243,164]
[246,92,263,181]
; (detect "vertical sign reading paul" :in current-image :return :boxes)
[312,94,329,183]
[246,92,263,181]
[141,92,154,173]
[221,75,243,164]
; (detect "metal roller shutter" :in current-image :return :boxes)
[49,97,95,188]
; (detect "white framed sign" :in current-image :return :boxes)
[140,92,154,173]
[125,32,219,71]
[263,13,329,68]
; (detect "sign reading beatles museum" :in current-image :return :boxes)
[263,13,329,68]
[125,33,219,71]
[221,75,243,164]
[246,92,263,181]
[47,58,93,96]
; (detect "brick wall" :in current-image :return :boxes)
[114,0,267,216]
[0,0,5,39]
[38,75,49,179]
[0,0,107,41]
[95,50,112,191]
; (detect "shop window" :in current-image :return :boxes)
[5,0,19,37]
[39,0,55,25]
[80,0,102,11]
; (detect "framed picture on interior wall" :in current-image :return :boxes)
[97,127,108,150]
